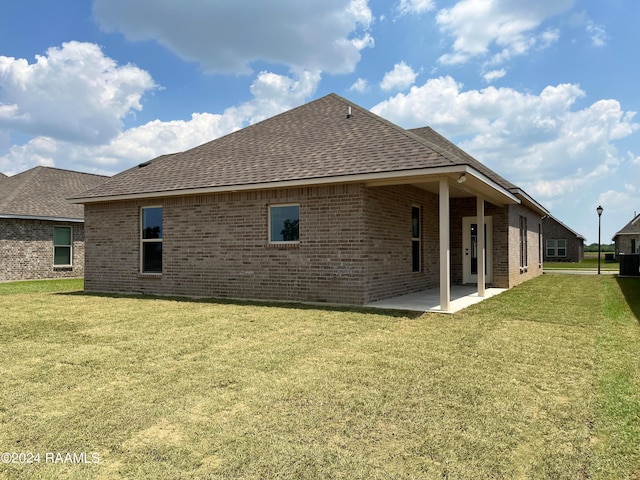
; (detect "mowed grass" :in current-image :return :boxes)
[0,275,638,479]
[544,253,619,271]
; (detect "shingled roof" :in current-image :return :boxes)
[613,213,640,239]
[0,167,108,221]
[71,93,537,210]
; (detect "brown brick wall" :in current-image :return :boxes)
[85,185,368,304]
[83,185,545,304]
[616,235,640,255]
[506,204,544,287]
[363,185,440,302]
[0,219,85,281]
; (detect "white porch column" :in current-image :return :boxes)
[439,179,451,312]
[477,195,486,297]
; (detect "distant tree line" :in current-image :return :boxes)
[584,243,615,252]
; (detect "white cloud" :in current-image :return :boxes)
[350,78,370,93]
[569,11,608,47]
[598,185,640,222]
[380,61,417,91]
[371,76,639,206]
[0,41,156,144]
[93,0,374,74]
[436,0,574,66]
[0,70,321,175]
[398,0,435,16]
[483,69,506,83]
[586,22,607,47]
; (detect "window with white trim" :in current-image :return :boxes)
[53,226,72,266]
[141,207,163,273]
[546,239,566,258]
[269,205,300,243]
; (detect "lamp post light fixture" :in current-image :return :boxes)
[597,205,603,274]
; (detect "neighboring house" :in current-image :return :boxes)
[613,212,640,256]
[70,93,549,312]
[0,166,108,281]
[542,215,585,262]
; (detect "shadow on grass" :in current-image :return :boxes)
[616,276,640,323]
[56,290,424,319]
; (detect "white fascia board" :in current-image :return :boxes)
[0,214,83,223]
[69,165,520,205]
[511,188,549,216]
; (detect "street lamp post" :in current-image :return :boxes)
[597,205,604,274]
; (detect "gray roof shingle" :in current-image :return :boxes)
[0,167,108,220]
[614,213,640,237]
[72,93,518,201]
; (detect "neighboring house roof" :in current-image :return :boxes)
[543,214,586,240]
[0,172,7,178]
[613,212,640,240]
[0,166,108,222]
[70,93,546,215]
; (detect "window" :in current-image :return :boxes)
[53,226,72,266]
[141,207,163,273]
[538,224,542,265]
[412,206,421,272]
[269,205,300,243]
[557,239,567,257]
[519,216,528,270]
[546,239,566,258]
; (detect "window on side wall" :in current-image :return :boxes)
[141,207,163,273]
[412,206,421,272]
[53,226,72,266]
[519,216,528,270]
[269,204,300,244]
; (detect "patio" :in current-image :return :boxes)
[365,285,507,314]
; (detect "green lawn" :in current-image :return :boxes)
[0,276,638,479]
[544,253,619,271]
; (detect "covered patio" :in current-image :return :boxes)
[365,285,507,314]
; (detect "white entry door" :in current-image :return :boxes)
[462,216,493,284]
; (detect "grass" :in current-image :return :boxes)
[0,276,638,479]
[0,278,83,295]
[544,253,619,271]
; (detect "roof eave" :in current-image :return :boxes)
[510,188,549,217]
[69,165,521,206]
[0,214,84,223]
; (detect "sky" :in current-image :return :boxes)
[1,0,638,244]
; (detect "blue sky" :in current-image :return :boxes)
[1,0,638,243]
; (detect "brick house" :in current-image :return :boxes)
[0,167,107,281]
[613,212,640,256]
[542,215,585,262]
[71,94,548,312]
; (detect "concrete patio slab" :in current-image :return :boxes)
[365,285,507,314]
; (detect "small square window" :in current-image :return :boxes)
[269,205,300,243]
